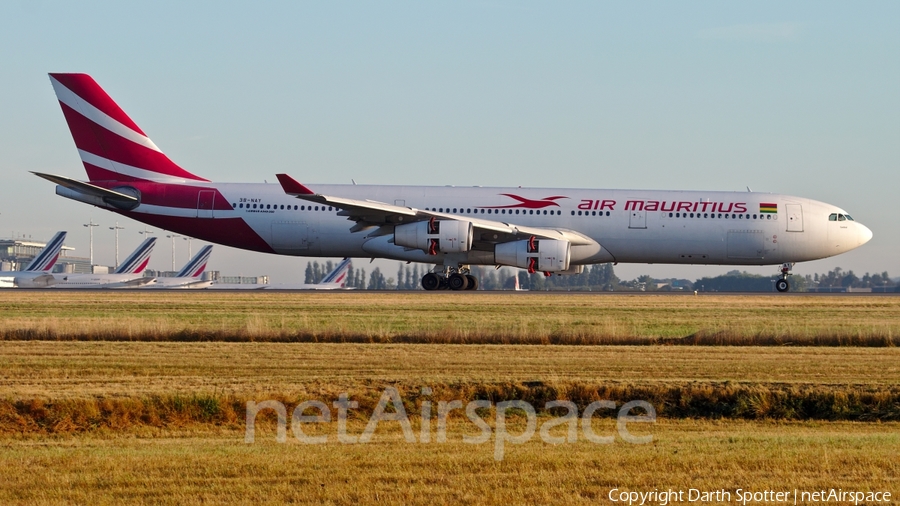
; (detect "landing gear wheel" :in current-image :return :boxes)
[448,273,469,291]
[775,279,789,292]
[465,275,478,291]
[422,273,441,291]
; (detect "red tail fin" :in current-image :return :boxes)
[49,73,207,183]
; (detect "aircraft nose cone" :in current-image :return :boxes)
[858,223,873,246]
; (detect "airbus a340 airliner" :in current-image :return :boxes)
[35,74,872,292]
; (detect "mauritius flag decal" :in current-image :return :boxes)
[759,203,777,214]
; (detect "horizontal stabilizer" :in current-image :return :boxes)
[32,172,139,209]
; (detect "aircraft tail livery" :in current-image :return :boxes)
[175,244,212,278]
[113,237,156,274]
[48,74,207,183]
[24,231,67,272]
[38,73,874,293]
[318,257,352,287]
[175,245,213,278]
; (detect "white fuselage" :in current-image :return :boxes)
[119,182,871,268]
[50,273,154,289]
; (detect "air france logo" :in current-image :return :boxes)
[478,194,569,209]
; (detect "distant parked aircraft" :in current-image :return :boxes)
[262,257,353,290]
[207,257,353,290]
[51,237,156,288]
[143,245,213,289]
[0,231,67,288]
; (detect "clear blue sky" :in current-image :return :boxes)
[1,1,897,282]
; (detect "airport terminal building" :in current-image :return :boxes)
[0,237,90,273]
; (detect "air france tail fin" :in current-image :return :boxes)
[48,73,208,183]
[24,231,67,272]
[175,245,213,278]
[319,258,352,287]
[114,237,157,274]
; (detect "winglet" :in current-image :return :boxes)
[276,174,315,195]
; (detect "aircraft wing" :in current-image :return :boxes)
[276,174,597,247]
[115,277,156,288]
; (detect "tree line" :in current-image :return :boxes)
[303,260,897,292]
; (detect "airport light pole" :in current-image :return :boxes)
[166,234,181,271]
[83,219,99,265]
[139,226,154,237]
[109,222,124,268]
[183,236,193,258]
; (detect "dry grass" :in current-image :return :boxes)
[0,420,897,504]
[2,341,899,400]
[2,342,899,432]
[1,292,898,345]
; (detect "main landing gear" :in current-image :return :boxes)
[421,268,479,291]
[775,263,793,292]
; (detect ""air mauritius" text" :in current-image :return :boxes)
[578,199,748,214]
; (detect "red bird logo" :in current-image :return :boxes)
[478,194,569,209]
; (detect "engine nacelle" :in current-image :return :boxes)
[12,274,57,288]
[495,238,571,273]
[394,219,473,255]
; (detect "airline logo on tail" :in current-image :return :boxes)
[114,237,157,274]
[48,73,207,183]
[320,258,352,287]
[24,231,67,272]
[176,245,213,278]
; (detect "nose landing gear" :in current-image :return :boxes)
[775,263,793,292]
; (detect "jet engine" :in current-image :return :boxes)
[495,237,570,273]
[13,274,57,288]
[395,219,473,255]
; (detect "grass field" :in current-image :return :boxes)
[1,421,897,504]
[2,292,898,503]
[1,291,898,345]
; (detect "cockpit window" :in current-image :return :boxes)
[829,213,838,221]
[837,214,845,221]
[844,214,854,221]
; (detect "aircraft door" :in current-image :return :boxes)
[197,191,215,218]
[786,204,803,232]
[629,209,647,229]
